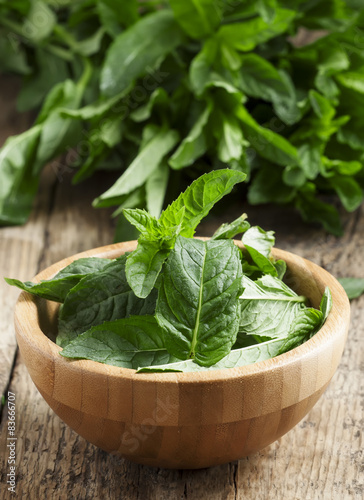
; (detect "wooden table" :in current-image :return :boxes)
[0,77,363,500]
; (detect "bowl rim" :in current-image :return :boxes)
[14,240,351,384]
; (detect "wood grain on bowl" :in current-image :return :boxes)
[14,241,350,469]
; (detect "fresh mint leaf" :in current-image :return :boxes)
[317,287,332,326]
[145,160,169,218]
[277,308,323,354]
[1,2,364,235]
[169,0,222,39]
[57,256,157,347]
[98,0,139,28]
[94,128,179,208]
[35,65,92,167]
[242,226,278,277]
[296,191,343,237]
[238,275,306,343]
[0,126,42,225]
[130,88,169,123]
[100,10,183,96]
[338,278,364,300]
[23,1,56,43]
[169,101,212,169]
[189,38,240,97]
[329,175,363,212]
[137,336,289,373]
[213,109,244,163]
[274,259,287,280]
[160,169,246,237]
[60,315,178,368]
[125,240,171,299]
[243,226,275,259]
[236,106,299,167]
[156,237,243,367]
[217,8,296,51]
[257,0,278,23]
[212,214,250,240]
[5,257,110,303]
[238,54,301,125]
[122,209,161,239]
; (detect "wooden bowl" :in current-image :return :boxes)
[14,241,350,469]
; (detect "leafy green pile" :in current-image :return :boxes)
[1,1,364,236]
[6,170,332,372]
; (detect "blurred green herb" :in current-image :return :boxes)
[338,277,364,300]
[1,0,364,237]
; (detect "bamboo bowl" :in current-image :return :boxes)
[14,241,350,469]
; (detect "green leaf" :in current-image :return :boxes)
[242,226,278,277]
[217,8,296,51]
[242,226,275,258]
[5,257,110,302]
[23,0,56,43]
[189,38,240,96]
[0,126,42,226]
[100,10,184,97]
[125,240,171,299]
[338,278,364,300]
[137,336,288,372]
[309,90,336,121]
[214,111,244,163]
[211,214,250,240]
[57,256,157,347]
[238,54,301,125]
[296,191,343,236]
[94,128,179,207]
[236,106,298,166]
[17,49,69,112]
[130,88,169,123]
[169,0,222,39]
[238,275,306,342]
[160,169,246,237]
[318,287,332,324]
[274,259,287,280]
[257,0,278,22]
[145,161,170,218]
[283,165,307,188]
[169,101,212,169]
[73,28,105,56]
[248,164,296,205]
[122,209,161,239]
[297,144,322,180]
[60,315,178,369]
[0,36,31,75]
[336,71,364,94]
[329,175,363,212]
[276,307,323,354]
[156,237,243,366]
[34,79,85,167]
[156,236,242,366]
[61,91,129,121]
[97,0,139,28]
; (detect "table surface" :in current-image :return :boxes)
[0,76,363,500]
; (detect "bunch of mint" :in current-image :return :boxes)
[1,1,364,237]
